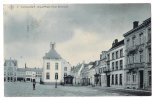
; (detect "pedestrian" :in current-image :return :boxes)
[33,79,36,90]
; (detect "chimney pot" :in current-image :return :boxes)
[133,21,139,29]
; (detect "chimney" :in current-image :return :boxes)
[133,21,139,29]
[50,42,55,49]
[115,39,118,44]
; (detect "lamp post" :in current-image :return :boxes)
[55,79,57,88]
[55,73,58,88]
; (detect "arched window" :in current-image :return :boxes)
[46,72,50,79]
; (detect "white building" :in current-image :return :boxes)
[108,39,125,88]
[42,42,71,84]
[99,39,125,88]
[4,58,17,82]
[123,18,151,89]
[71,63,84,85]
[98,51,108,87]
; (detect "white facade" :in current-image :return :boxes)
[42,42,71,84]
[108,40,125,88]
[71,63,84,85]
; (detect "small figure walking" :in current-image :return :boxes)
[33,79,36,90]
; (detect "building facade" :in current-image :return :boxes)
[16,67,42,83]
[123,18,151,89]
[98,51,108,87]
[71,63,84,85]
[108,39,125,88]
[42,42,71,84]
[4,58,17,82]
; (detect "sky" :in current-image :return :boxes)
[3,4,151,68]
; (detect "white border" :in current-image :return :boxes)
[0,0,154,100]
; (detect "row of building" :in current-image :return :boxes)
[4,59,42,83]
[71,17,151,90]
[4,42,72,85]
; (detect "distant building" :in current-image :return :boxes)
[4,58,17,82]
[80,63,90,86]
[17,67,42,83]
[71,63,84,85]
[123,18,151,89]
[25,68,42,82]
[88,62,96,85]
[98,51,108,87]
[16,68,26,81]
[42,42,71,84]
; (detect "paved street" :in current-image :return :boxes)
[4,82,151,97]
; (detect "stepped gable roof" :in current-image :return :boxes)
[43,42,62,59]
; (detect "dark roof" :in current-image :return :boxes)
[43,48,62,59]
[4,59,17,67]
[123,17,151,37]
[72,64,82,73]
[109,39,124,51]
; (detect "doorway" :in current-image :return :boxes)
[139,70,144,88]
[107,75,110,87]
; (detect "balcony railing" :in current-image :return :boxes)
[125,63,145,70]
[103,67,111,73]
[126,45,139,54]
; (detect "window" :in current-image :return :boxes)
[64,73,67,77]
[55,73,58,79]
[115,74,118,85]
[132,36,136,46]
[127,56,130,64]
[107,54,110,60]
[47,62,50,70]
[148,28,151,42]
[116,51,118,59]
[127,74,130,82]
[132,54,135,63]
[132,74,136,82]
[127,39,130,48]
[149,48,151,63]
[116,61,118,70]
[112,53,114,60]
[120,49,123,57]
[139,33,143,44]
[55,63,58,70]
[119,74,122,85]
[120,60,123,69]
[64,67,67,71]
[140,51,143,63]
[112,75,114,85]
[46,72,50,79]
[112,62,114,70]
[148,71,151,86]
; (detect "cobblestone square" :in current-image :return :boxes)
[4,82,151,97]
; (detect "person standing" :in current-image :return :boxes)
[33,79,36,90]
